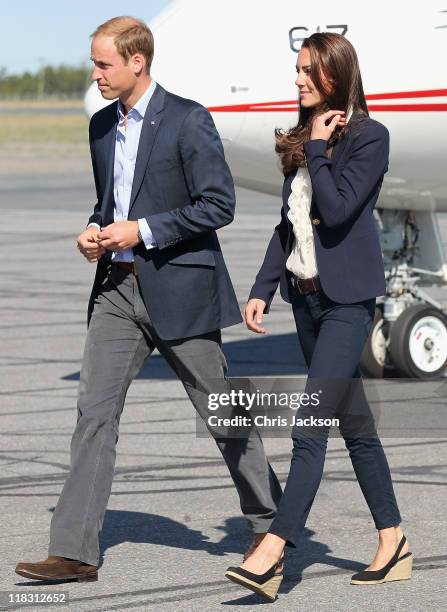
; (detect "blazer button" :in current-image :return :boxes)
[312,218,321,225]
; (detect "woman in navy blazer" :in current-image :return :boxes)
[225,33,412,600]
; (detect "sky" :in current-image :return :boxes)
[2,0,170,74]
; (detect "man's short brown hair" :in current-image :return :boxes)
[91,16,154,74]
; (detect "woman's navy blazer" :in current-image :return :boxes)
[249,112,388,310]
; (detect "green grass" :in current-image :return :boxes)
[0,113,89,144]
[0,98,84,109]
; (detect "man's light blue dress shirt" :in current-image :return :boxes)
[89,79,157,262]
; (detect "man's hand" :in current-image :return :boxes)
[96,221,141,251]
[310,109,346,141]
[244,299,267,334]
[76,226,106,263]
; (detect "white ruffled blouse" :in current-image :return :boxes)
[285,166,317,279]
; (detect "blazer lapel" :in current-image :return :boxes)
[329,130,352,170]
[285,125,354,201]
[100,103,118,226]
[128,84,166,213]
[328,110,362,169]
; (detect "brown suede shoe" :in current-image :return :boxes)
[15,556,98,582]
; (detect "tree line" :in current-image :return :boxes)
[0,64,91,99]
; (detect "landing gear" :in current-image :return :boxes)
[389,304,447,378]
[361,303,447,379]
[360,306,396,378]
[360,209,447,379]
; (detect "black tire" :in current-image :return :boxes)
[389,304,447,379]
[360,306,396,378]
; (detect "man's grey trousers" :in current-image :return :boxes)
[48,265,282,565]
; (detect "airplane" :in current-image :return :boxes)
[84,0,447,379]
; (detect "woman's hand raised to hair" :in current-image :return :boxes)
[244,299,267,334]
[310,109,346,141]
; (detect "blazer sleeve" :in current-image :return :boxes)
[248,203,289,314]
[86,118,103,228]
[303,123,389,229]
[147,105,236,249]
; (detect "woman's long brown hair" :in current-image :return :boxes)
[276,32,369,175]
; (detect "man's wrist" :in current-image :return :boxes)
[137,218,157,250]
[87,222,101,230]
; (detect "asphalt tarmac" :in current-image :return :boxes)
[0,169,446,611]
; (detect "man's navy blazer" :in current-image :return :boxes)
[249,112,388,310]
[87,83,242,340]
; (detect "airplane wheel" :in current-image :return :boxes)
[360,306,396,378]
[389,304,447,379]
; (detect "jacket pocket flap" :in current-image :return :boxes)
[167,249,216,267]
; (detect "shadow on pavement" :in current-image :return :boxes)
[13,511,363,592]
[98,511,360,583]
[62,332,307,381]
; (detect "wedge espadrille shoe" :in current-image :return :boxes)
[351,535,413,585]
[225,559,283,601]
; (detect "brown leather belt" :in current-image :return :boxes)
[291,274,321,294]
[112,261,137,275]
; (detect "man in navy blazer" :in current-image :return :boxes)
[15,16,282,583]
[86,73,243,340]
[249,112,388,309]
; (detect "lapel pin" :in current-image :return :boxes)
[151,121,156,125]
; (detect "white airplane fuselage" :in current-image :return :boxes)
[85,0,447,212]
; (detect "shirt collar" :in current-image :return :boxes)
[117,79,157,120]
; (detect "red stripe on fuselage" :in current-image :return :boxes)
[207,89,447,112]
[366,88,447,99]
